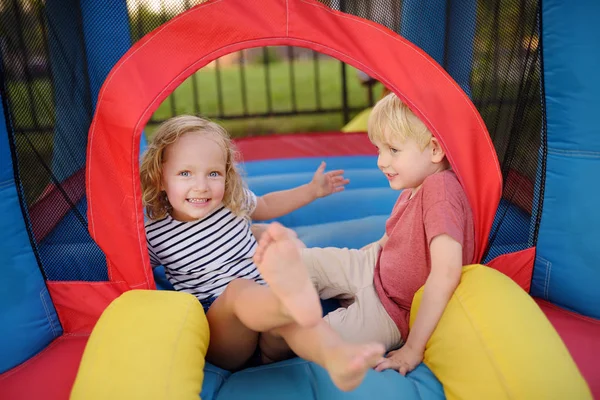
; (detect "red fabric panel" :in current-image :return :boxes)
[87,0,501,297]
[29,168,86,242]
[536,299,600,398]
[47,281,133,334]
[504,169,535,214]
[234,131,376,161]
[0,335,88,400]
[486,247,535,292]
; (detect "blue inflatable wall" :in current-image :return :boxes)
[0,95,61,374]
[532,0,600,318]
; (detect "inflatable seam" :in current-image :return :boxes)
[547,147,600,158]
[39,288,60,337]
[0,179,13,189]
[454,290,514,399]
[163,298,195,398]
[0,335,63,380]
[537,255,552,299]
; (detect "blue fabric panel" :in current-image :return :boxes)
[533,0,600,318]
[45,0,93,182]
[488,199,530,247]
[243,156,377,176]
[484,199,530,263]
[0,98,61,373]
[532,152,600,316]
[245,159,397,228]
[400,0,446,66]
[256,188,397,228]
[295,215,387,249]
[39,198,107,281]
[215,358,443,400]
[246,168,389,194]
[444,0,476,97]
[80,0,131,109]
[202,363,232,400]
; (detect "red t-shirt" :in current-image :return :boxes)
[374,170,475,339]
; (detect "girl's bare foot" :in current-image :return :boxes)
[254,225,304,265]
[325,342,385,392]
[253,222,322,327]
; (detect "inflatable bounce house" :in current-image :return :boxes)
[0,0,598,399]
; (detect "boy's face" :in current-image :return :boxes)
[373,132,443,193]
[161,132,226,222]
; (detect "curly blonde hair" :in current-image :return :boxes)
[140,115,249,220]
[368,92,432,151]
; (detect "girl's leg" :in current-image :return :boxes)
[275,321,384,392]
[206,267,321,370]
[205,284,260,370]
[254,223,385,391]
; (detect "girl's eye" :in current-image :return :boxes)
[209,171,220,177]
[179,171,191,177]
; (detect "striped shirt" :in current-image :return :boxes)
[145,191,264,301]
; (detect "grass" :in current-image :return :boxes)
[146,56,381,138]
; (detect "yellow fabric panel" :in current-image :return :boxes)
[71,290,209,400]
[410,264,592,400]
[341,107,372,132]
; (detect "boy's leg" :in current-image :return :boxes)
[302,245,378,301]
[324,285,402,351]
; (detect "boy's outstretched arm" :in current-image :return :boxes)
[251,161,349,221]
[375,234,462,375]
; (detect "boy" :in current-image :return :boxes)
[255,92,475,375]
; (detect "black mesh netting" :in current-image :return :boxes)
[0,0,544,282]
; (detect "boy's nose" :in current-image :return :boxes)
[377,154,388,169]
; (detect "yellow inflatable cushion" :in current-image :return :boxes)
[71,290,209,400]
[410,264,592,400]
[341,107,372,132]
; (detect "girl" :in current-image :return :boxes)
[140,115,383,391]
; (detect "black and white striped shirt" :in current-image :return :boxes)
[145,192,264,301]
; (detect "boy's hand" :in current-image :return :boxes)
[311,161,349,198]
[374,344,423,375]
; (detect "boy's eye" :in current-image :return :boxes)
[179,171,191,177]
[390,147,398,154]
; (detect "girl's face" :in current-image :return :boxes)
[161,132,227,222]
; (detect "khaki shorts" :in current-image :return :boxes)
[301,244,402,351]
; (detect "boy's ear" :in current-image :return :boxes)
[430,137,446,163]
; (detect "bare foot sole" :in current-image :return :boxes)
[254,226,305,265]
[255,222,322,327]
[326,343,385,392]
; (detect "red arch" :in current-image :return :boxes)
[54,0,501,331]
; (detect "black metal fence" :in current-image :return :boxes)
[146,47,379,127]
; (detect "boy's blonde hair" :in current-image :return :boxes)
[368,92,432,150]
[140,115,248,220]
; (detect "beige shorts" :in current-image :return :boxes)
[301,244,402,351]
